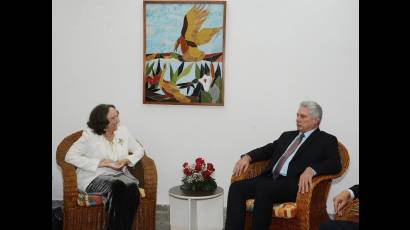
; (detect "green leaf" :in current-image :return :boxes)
[176,63,194,83]
[169,65,175,83]
[180,63,193,77]
[145,62,155,76]
[171,52,178,59]
[195,64,200,79]
[144,62,149,75]
[201,91,212,103]
[171,72,178,84]
[214,77,222,89]
[192,184,198,191]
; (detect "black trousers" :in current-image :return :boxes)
[86,173,140,230]
[224,174,299,230]
[319,220,359,230]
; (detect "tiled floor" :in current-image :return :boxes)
[155,205,170,230]
[156,204,227,230]
[53,201,334,230]
[157,206,333,230]
[53,201,223,230]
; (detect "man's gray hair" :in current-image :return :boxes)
[300,101,322,121]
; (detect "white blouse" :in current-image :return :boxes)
[65,126,145,192]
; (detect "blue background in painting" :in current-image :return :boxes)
[145,3,224,54]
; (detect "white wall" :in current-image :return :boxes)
[52,0,358,214]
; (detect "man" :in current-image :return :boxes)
[225,101,342,230]
[319,184,359,230]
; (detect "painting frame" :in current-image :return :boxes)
[143,0,226,106]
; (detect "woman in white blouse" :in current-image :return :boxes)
[65,104,144,230]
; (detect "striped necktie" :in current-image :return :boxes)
[272,133,305,179]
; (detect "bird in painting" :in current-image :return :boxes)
[174,5,222,62]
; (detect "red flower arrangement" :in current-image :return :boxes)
[181,157,217,192]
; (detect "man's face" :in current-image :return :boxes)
[296,106,319,133]
[106,107,119,132]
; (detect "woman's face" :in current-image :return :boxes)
[106,107,119,133]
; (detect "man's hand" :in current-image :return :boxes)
[233,155,251,177]
[333,190,351,216]
[298,167,314,194]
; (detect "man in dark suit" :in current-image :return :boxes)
[224,101,342,230]
[319,184,359,230]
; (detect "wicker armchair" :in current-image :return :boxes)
[56,131,157,230]
[334,199,359,223]
[231,142,350,230]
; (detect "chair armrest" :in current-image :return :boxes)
[294,174,340,223]
[230,160,270,183]
[128,154,157,201]
[56,134,82,209]
[295,172,342,202]
[59,163,80,209]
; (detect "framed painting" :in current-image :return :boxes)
[143,0,226,106]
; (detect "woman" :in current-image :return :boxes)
[65,104,144,230]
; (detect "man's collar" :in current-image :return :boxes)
[300,127,318,138]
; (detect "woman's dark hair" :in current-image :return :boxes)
[87,104,118,135]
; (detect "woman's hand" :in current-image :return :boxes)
[115,159,131,169]
[98,159,129,171]
[98,159,114,168]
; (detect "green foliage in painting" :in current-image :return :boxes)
[176,63,193,83]
[200,91,212,103]
[195,64,200,79]
[145,62,155,76]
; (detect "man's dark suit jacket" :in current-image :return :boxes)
[248,128,341,179]
[350,184,359,199]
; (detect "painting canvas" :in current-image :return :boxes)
[143,0,226,106]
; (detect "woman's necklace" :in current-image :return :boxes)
[104,133,114,145]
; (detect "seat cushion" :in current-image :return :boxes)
[245,199,297,219]
[77,188,146,207]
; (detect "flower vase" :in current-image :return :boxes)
[180,182,217,196]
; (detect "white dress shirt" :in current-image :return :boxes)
[65,126,145,192]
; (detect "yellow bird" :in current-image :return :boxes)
[174,5,222,62]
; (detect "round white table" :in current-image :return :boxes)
[169,186,224,230]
